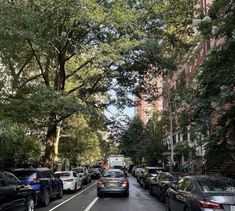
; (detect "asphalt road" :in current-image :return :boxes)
[37,176,165,211]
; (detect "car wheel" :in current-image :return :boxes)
[57,186,63,199]
[97,192,103,198]
[80,183,83,190]
[143,182,147,189]
[160,191,165,202]
[41,190,50,207]
[124,192,129,197]
[26,197,35,211]
[74,184,77,192]
[165,196,172,211]
[149,186,153,196]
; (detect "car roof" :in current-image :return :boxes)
[107,169,124,172]
[146,166,164,169]
[55,171,72,173]
[13,168,50,171]
[182,175,232,181]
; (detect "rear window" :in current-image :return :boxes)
[55,172,71,177]
[13,171,37,179]
[198,178,235,193]
[103,171,124,178]
[148,169,159,174]
[72,168,84,173]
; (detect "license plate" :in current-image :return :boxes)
[231,205,235,211]
[109,183,116,188]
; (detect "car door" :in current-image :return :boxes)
[153,174,162,196]
[0,172,14,210]
[171,178,188,211]
[5,172,26,211]
[45,170,58,195]
[72,172,80,188]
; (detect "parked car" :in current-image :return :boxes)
[54,171,82,192]
[149,172,177,202]
[97,169,129,197]
[90,168,101,179]
[0,171,37,211]
[139,167,163,189]
[12,168,63,207]
[166,175,235,211]
[71,166,91,184]
[136,167,145,182]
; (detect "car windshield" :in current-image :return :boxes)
[72,168,84,173]
[103,171,124,178]
[148,169,159,174]
[198,178,235,193]
[55,172,71,177]
[13,171,36,179]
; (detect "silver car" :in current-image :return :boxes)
[97,169,129,197]
[166,175,235,211]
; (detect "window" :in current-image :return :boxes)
[73,172,77,177]
[0,173,6,187]
[5,173,21,186]
[45,170,54,178]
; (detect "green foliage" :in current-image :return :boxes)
[59,113,102,165]
[0,122,43,170]
[120,112,165,165]
[174,142,195,158]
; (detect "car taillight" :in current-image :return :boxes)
[97,180,104,185]
[199,200,222,209]
[64,179,73,182]
[121,179,128,184]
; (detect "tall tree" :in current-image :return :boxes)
[0,0,196,168]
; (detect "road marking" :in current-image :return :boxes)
[49,183,97,211]
[84,197,99,211]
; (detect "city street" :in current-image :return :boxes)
[37,176,165,211]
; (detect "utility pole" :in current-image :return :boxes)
[167,79,175,173]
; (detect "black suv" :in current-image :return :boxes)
[0,171,37,210]
[12,168,63,206]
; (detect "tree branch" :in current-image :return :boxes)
[67,83,85,95]
[16,55,33,77]
[84,76,102,101]
[21,73,43,87]
[66,58,94,79]
[28,40,50,87]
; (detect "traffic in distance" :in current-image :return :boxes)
[1,154,235,211]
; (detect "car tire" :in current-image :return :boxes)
[184,207,189,211]
[149,186,153,196]
[41,190,50,207]
[97,192,103,198]
[124,192,129,197]
[57,186,63,199]
[165,196,172,211]
[26,197,35,211]
[160,191,165,202]
[74,184,77,192]
[80,183,83,190]
[143,182,147,189]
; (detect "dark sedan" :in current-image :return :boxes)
[97,169,129,197]
[149,172,176,202]
[0,171,37,211]
[166,175,235,211]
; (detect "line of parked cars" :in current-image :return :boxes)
[0,165,102,210]
[132,166,235,211]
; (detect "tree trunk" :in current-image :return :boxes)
[43,123,57,169]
